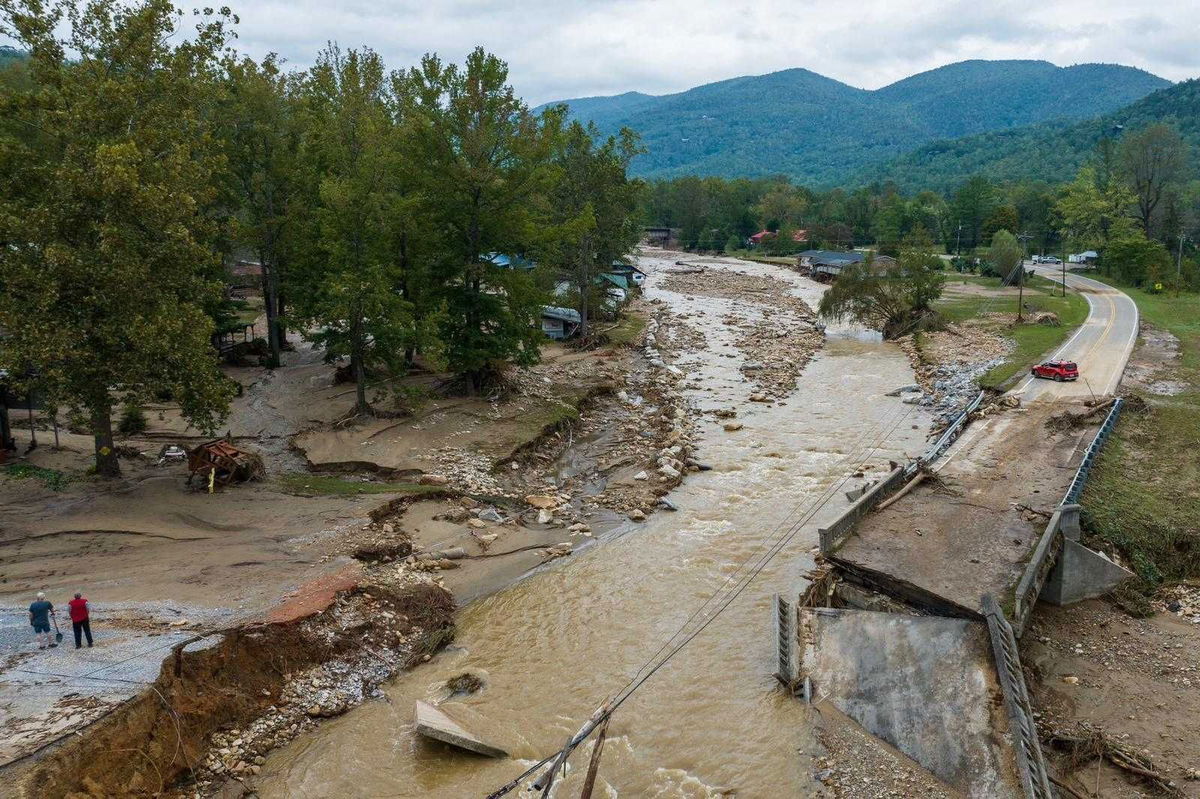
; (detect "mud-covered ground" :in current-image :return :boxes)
[1,247,832,794]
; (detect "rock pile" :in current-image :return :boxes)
[898,325,1014,428]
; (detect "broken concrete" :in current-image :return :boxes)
[800,607,1023,798]
[413,700,508,758]
[1040,539,1133,605]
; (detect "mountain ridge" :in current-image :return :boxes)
[543,59,1172,183]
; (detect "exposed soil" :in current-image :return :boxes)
[14,576,454,798]
[1026,600,1200,797]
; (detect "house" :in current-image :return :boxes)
[484,252,536,271]
[541,306,581,340]
[1068,251,1099,265]
[798,250,865,281]
[608,260,646,286]
[749,229,808,248]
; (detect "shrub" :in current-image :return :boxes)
[117,403,148,435]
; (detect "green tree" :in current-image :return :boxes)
[224,54,300,368]
[404,48,562,393]
[1119,123,1189,239]
[0,0,236,476]
[950,176,996,252]
[544,121,642,341]
[1106,233,1172,288]
[818,236,945,339]
[289,46,411,416]
[1055,165,1136,256]
[991,230,1025,286]
[982,205,1019,245]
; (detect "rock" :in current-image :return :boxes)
[742,362,765,371]
[886,384,920,397]
[629,509,646,521]
[477,507,503,523]
[418,474,450,486]
[659,498,678,511]
[459,496,479,509]
[658,464,681,478]
[524,494,558,509]
[723,422,744,432]
[1062,675,1080,685]
[465,518,487,530]
[439,547,467,560]
[633,470,649,481]
[474,533,498,544]
[537,508,555,525]
[749,393,769,402]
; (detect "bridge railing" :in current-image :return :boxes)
[907,390,986,477]
[1011,397,1124,633]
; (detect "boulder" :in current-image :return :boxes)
[524,494,558,509]
[418,474,450,486]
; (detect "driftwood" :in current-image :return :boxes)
[1045,725,1183,796]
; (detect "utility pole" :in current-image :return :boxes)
[1017,232,1033,322]
[1062,230,1070,298]
[1177,234,1187,277]
[955,223,962,256]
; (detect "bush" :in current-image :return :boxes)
[117,403,148,435]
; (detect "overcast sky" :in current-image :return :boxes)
[10,0,1198,103]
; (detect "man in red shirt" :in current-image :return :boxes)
[67,592,93,649]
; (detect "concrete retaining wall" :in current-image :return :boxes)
[818,466,908,554]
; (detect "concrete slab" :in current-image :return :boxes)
[800,608,1023,798]
[831,405,1096,616]
[413,700,508,758]
[1040,538,1133,605]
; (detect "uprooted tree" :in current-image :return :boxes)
[818,236,945,339]
[0,0,235,476]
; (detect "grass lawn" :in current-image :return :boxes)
[275,473,443,497]
[936,274,1090,389]
[1080,282,1200,589]
[604,309,648,347]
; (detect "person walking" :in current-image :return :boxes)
[67,592,93,649]
[29,592,56,649]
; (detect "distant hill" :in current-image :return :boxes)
[0,46,27,68]
[543,60,1170,184]
[863,79,1200,191]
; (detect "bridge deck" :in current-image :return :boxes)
[831,404,1097,616]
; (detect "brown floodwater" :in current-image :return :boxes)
[256,253,932,798]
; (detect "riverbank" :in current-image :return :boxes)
[246,250,932,798]
[1,248,852,796]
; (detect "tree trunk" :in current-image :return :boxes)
[259,254,281,369]
[91,404,120,478]
[351,319,369,416]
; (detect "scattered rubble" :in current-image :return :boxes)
[897,324,1013,428]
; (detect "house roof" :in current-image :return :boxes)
[598,273,629,290]
[485,252,535,270]
[802,250,865,265]
[609,260,647,275]
[749,229,773,243]
[1075,250,1099,258]
[542,306,581,323]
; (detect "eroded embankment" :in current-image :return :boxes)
[17,580,454,798]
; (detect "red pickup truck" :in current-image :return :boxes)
[1031,360,1079,381]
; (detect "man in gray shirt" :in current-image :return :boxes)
[29,592,56,649]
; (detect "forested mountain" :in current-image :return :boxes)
[865,79,1200,191]
[544,60,1169,183]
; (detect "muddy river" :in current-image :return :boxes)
[256,253,933,798]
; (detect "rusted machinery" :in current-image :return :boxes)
[186,438,264,487]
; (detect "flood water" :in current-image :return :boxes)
[256,253,932,798]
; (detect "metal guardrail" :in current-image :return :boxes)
[1063,397,1124,505]
[907,390,986,476]
[982,595,1054,799]
[1012,397,1125,633]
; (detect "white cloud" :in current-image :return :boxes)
[9,0,1197,103]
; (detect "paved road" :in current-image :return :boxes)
[936,266,1138,472]
[1011,265,1139,402]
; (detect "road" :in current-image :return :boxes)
[1011,264,1139,402]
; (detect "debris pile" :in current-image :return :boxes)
[898,325,1013,428]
